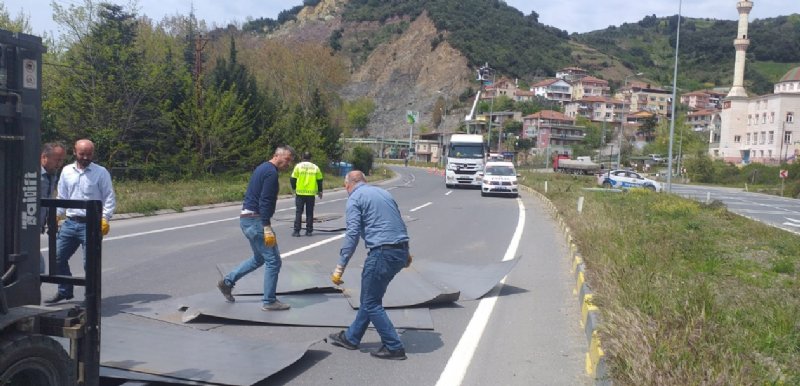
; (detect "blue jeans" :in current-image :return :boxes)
[223,217,282,305]
[55,219,87,297]
[345,246,408,351]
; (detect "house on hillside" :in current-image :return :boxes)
[556,67,589,83]
[572,76,610,100]
[563,96,623,127]
[531,78,572,104]
[522,110,587,155]
[616,83,673,117]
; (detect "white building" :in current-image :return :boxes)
[710,1,800,164]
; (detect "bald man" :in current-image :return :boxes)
[327,170,411,360]
[46,139,116,304]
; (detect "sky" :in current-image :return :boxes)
[4,0,800,38]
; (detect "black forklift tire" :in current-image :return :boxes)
[0,333,76,386]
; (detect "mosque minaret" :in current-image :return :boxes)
[727,1,753,98]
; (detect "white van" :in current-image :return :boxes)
[479,161,518,197]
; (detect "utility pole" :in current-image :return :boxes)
[193,33,209,108]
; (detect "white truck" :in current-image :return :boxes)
[445,134,487,188]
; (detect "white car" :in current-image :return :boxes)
[479,161,519,197]
[597,169,663,192]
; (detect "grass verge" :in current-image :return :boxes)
[521,171,799,385]
[114,166,392,215]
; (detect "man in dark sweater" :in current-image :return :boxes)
[217,145,295,310]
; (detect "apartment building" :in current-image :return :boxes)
[531,78,572,104]
[572,76,610,100]
[522,110,587,154]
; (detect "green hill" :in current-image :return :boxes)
[574,14,800,94]
[245,2,800,94]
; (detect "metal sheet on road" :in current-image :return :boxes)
[216,260,335,295]
[180,292,434,330]
[414,256,521,300]
[100,317,315,385]
[341,264,460,308]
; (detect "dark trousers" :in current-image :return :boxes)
[294,195,316,232]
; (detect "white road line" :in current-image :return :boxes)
[39,205,336,252]
[445,190,453,196]
[436,197,525,386]
[410,202,432,212]
[282,234,346,257]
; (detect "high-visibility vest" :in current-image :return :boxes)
[291,161,323,196]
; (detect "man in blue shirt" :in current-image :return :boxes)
[217,145,295,311]
[40,142,66,273]
[327,170,411,360]
[46,139,115,304]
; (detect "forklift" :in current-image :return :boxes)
[0,29,102,386]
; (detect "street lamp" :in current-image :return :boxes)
[666,0,683,192]
[618,72,643,167]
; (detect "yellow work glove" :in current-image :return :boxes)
[405,254,413,268]
[331,264,345,285]
[101,218,110,236]
[263,225,276,247]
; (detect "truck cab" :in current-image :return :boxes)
[445,134,486,188]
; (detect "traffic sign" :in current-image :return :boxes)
[780,169,788,179]
[406,110,418,124]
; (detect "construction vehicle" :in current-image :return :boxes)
[552,153,602,175]
[444,65,491,188]
[1,29,102,386]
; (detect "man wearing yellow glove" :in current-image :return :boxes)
[46,139,116,304]
[218,145,294,311]
[327,170,411,360]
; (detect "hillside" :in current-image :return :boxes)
[574,14,800,94]
[251,2,800,138]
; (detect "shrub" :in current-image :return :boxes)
[349,146,374,175]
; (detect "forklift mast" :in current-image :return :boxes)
[0,29,45,309]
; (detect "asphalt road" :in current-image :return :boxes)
[41,166,589,386]
[670,183,800,235]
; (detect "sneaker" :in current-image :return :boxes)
[291,230,301,237]
[327,331,358,350]
[43,293,73,304]
[305,230,313,236]
[261,300,290,311]
[217,280,235,303]
[370,345,407,360]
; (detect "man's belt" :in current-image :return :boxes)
[68,216,87,223]
[372,242,408,251]
[240,213,260,218]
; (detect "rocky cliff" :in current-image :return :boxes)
[276,1,473,139]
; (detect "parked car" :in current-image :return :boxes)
[479,161,519,197]
[597,169,663,192]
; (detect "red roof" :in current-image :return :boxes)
[780,66,800,82]
[532,79,558,87]
[579,76,608,85]
[524,110,571,122]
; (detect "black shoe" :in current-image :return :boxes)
[44,293,73,304]
[370,345,407,360]
[305,230,313,236]
[327,331,358,350]
[217,280,235,303]
[292,230,301,237]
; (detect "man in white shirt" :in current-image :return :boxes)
[45,139,116,304]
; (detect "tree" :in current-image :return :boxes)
[343,98,375,136]
[0,4,31,32]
